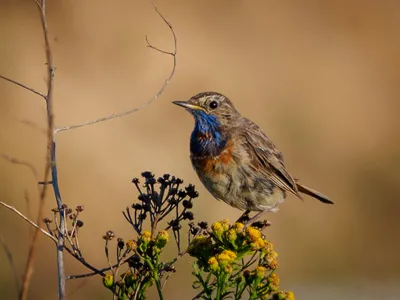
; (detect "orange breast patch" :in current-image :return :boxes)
[197,142,234,175]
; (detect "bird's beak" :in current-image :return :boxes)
[172,101,206,112]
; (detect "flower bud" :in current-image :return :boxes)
[246,226,261,242]
[155,230,169,249]
[211,222,224,239]
[226,229,237,244]
[255,266,266,279]
[102,274,114,289]
[208,256,220,272]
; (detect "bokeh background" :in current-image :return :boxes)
[1,0,399,299]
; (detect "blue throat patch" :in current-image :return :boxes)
[190,111,227,156]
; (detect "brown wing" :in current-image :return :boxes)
[240,118,302,199]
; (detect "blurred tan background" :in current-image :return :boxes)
[1,0,400,299]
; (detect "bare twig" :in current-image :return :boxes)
[0,235,21,295]
[0,201,57,243]
[0,200,107,278]
[55,6,177,134]
[67,264,116,280]
[0,74,46,98]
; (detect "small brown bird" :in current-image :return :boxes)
[173,92,333,223]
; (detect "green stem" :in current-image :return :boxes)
[144,258,164,300]
[216,276,222,300]
[215,271,226,300]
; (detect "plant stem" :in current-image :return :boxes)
[144,258,164,300]
[215,272,222,300]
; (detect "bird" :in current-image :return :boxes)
[173,92,333,223]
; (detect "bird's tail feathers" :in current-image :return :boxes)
[296,183,334,204]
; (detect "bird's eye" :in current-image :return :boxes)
[209,101,218,109]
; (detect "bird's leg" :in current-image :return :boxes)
[243,211,272,229]
[236,210,251,223]
[246,211,265,225]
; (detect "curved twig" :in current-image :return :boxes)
[55,6,177,134]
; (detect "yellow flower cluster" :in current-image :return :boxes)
[140,231,152,244]
[137,230,170,252]
[208,250,237,273]
[126,239,137,250]
[155,230,169,249]
[267,273,280,291]
[246,226,266,250]
[188,219,295,300]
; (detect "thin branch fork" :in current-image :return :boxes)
[55,7,177,134]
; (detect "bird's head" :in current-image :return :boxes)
[173,92,240,156]
[173,92,240,128]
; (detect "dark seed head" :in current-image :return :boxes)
[190,227,200,235]
[168,198,178,205]
[132,203,142,210]
[141,171,153,179]
[198,221,208,229]
[178,190,187,198]
[185,184,199,198]
[103,230,115,240]
[117,238,124,249]
[182,200,193,209]
[183,211,194,221]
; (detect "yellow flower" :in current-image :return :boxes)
[233,222,245,233]
[156,230,169,248]
[211,221,224,238]
[220,219,230,231]
[126,240,137,250]
[246,226,261,242]
[268,273,280,285]
[226,229,237,243]
[255,266,266,279]
[285,291,295,300]
[141,231,152,244]
[216,250,237,267]
[102,274,114,289]
[208,256,220,272]
[268,273,280,291]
